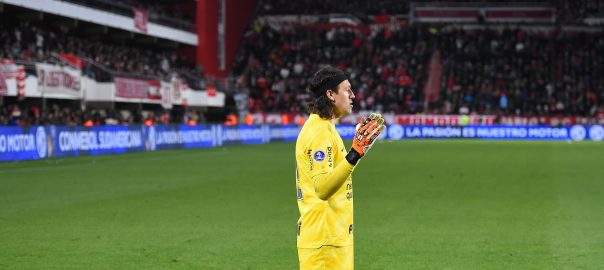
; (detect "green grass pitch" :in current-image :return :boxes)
[1,140,603,269]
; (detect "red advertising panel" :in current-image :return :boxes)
[114,77,148,99]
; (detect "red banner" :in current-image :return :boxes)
[485,10,555,19]
[147,80,161,100]
[36,63,81,97]
[161,81,172,109]
[373,15,390,24]
[0,59,18,96]
[0,69,6,96]
[207,85,217,97]
[415,10,477,18]
[414,7,555,23]
[16,65,25,97]
[114,77,148,99]
[60,53,83,69]
[0,59,19,79]
[393,115,496,125]
[256,113,604,126]
[499,116,597,126]
[133,8,148,32]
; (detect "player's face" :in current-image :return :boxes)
[329,80,355,118]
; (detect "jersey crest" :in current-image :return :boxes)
[313,150,325,162]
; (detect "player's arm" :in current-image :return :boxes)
[313,114,384,200]
[314,157,356,200]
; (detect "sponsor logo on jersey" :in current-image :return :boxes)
[313,150,325,162]
[307,149,313,170]
[346,182,353,200]
[327,147,333,167]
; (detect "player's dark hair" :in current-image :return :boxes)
[306,66,345,119]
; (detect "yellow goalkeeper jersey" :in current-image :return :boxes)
[295,114,354,248]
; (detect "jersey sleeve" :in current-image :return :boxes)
[306,129,338,179]
[306,128,356,200]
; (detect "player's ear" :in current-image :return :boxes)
[326,90,336,103]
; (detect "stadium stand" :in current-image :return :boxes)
[0,21,194,80]
[438,28,604,116]
[0,1,211,126]
[2,0,604,126]
[231,0,604,120]
[230,23,430,115]
[231,22,604,116]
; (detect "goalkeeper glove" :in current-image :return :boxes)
[346,113,385,165]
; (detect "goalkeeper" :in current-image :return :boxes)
[295,65,385,270]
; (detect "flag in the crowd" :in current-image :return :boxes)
[133,8,148,32]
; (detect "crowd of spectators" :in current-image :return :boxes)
[240,0,604,116]
[232,21,604,117]
[232,23,431,115]
[0,19,206,127]
[0,103,140,126]
[1,104,79,126]
[0,21,195,81]
[3,1,604,128]
[438,28,604,117]
[0,103,205,126]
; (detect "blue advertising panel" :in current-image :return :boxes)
[219,125,265,145]
[1,124,603,162]
[146,125,215,151]
[0,126,47,161]
[383,125,604,141]
[336,124,357,140]
[48,125,146,157]
[269,125,302,142]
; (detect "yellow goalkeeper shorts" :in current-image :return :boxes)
[298,245,353,270]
